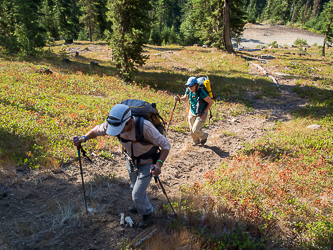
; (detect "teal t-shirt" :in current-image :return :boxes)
[185,87,208,115]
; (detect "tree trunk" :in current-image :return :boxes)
[304,0,311,18]
[89,18,92,42]
[290,0,295,20]
[223,0,233,53]
[322,15,332,57]
[312,0,322,18]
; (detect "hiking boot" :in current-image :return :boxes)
[191,142,200,146]
[128,204,138,214]
[138,214,153,229]
[201,137,207,145]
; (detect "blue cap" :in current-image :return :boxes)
[185,76,198,87]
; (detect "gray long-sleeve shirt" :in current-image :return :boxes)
[93,117,170,164]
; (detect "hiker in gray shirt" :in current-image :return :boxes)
[73,103,170,228]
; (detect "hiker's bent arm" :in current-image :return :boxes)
[72,121,108,146]
[73,129,98,146]
[174,94,188,102]
[201,96,213,120]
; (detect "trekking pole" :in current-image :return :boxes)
[75,143,88,213]
[166,97,179,133]
[151,166,177,217]
[79,146,92,163]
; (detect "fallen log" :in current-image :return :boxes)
[240,55,269,63]
[250,62,281,89]
[135,228,158,247]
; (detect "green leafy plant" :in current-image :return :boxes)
[294,38,308,46]
[268,41,279,48]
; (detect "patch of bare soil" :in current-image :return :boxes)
[238,23,325,48]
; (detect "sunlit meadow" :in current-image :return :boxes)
[1,41,333,248]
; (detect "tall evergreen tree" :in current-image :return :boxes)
[247,0,258,23]
[303,0,312,18]
[311,0,322,18]
[79,0,99,42]
[149,0,182,45]
[190,0,225,48]
[190,0,246,50]
[263,0,293,24]
[70,0,81,39]
[53,0,80,39]
[155,0,175,32]
[179,0,197,45]
[223,0,233,53]
[107,0,152,81]
[97,0,111,39]
[0,0,16,51]
[40,0,59,40]
[320,0,333,56]
[0,0,45,54]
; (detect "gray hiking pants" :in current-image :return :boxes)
[126,159,154,215]
[188,110,208,144]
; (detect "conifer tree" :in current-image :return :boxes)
[321,0,333,56]
[79,0,99,42]
[0,0,45,54]
[190,0,246,50]
[97,0,111,39]
[0,0,16,51]
[40,0,59,40]
[223,0,233,53]
[312,0,322,18]
[179,0,197,46]
[247,0,258,23]
[107,0,152,81]
[53,0,80,39]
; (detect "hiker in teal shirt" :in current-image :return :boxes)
[175,76,213,146]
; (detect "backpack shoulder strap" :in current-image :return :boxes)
[135,116,144,142]
[117,117,152,145]
[197,86,203,98]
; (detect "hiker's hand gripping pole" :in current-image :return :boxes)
[166,97,180,133]
[150,166,177,217]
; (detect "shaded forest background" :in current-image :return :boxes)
[0,0,331,53]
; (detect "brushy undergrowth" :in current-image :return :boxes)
[0,59,181,168]
[0,43,280,169]
[1,41,333,249]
